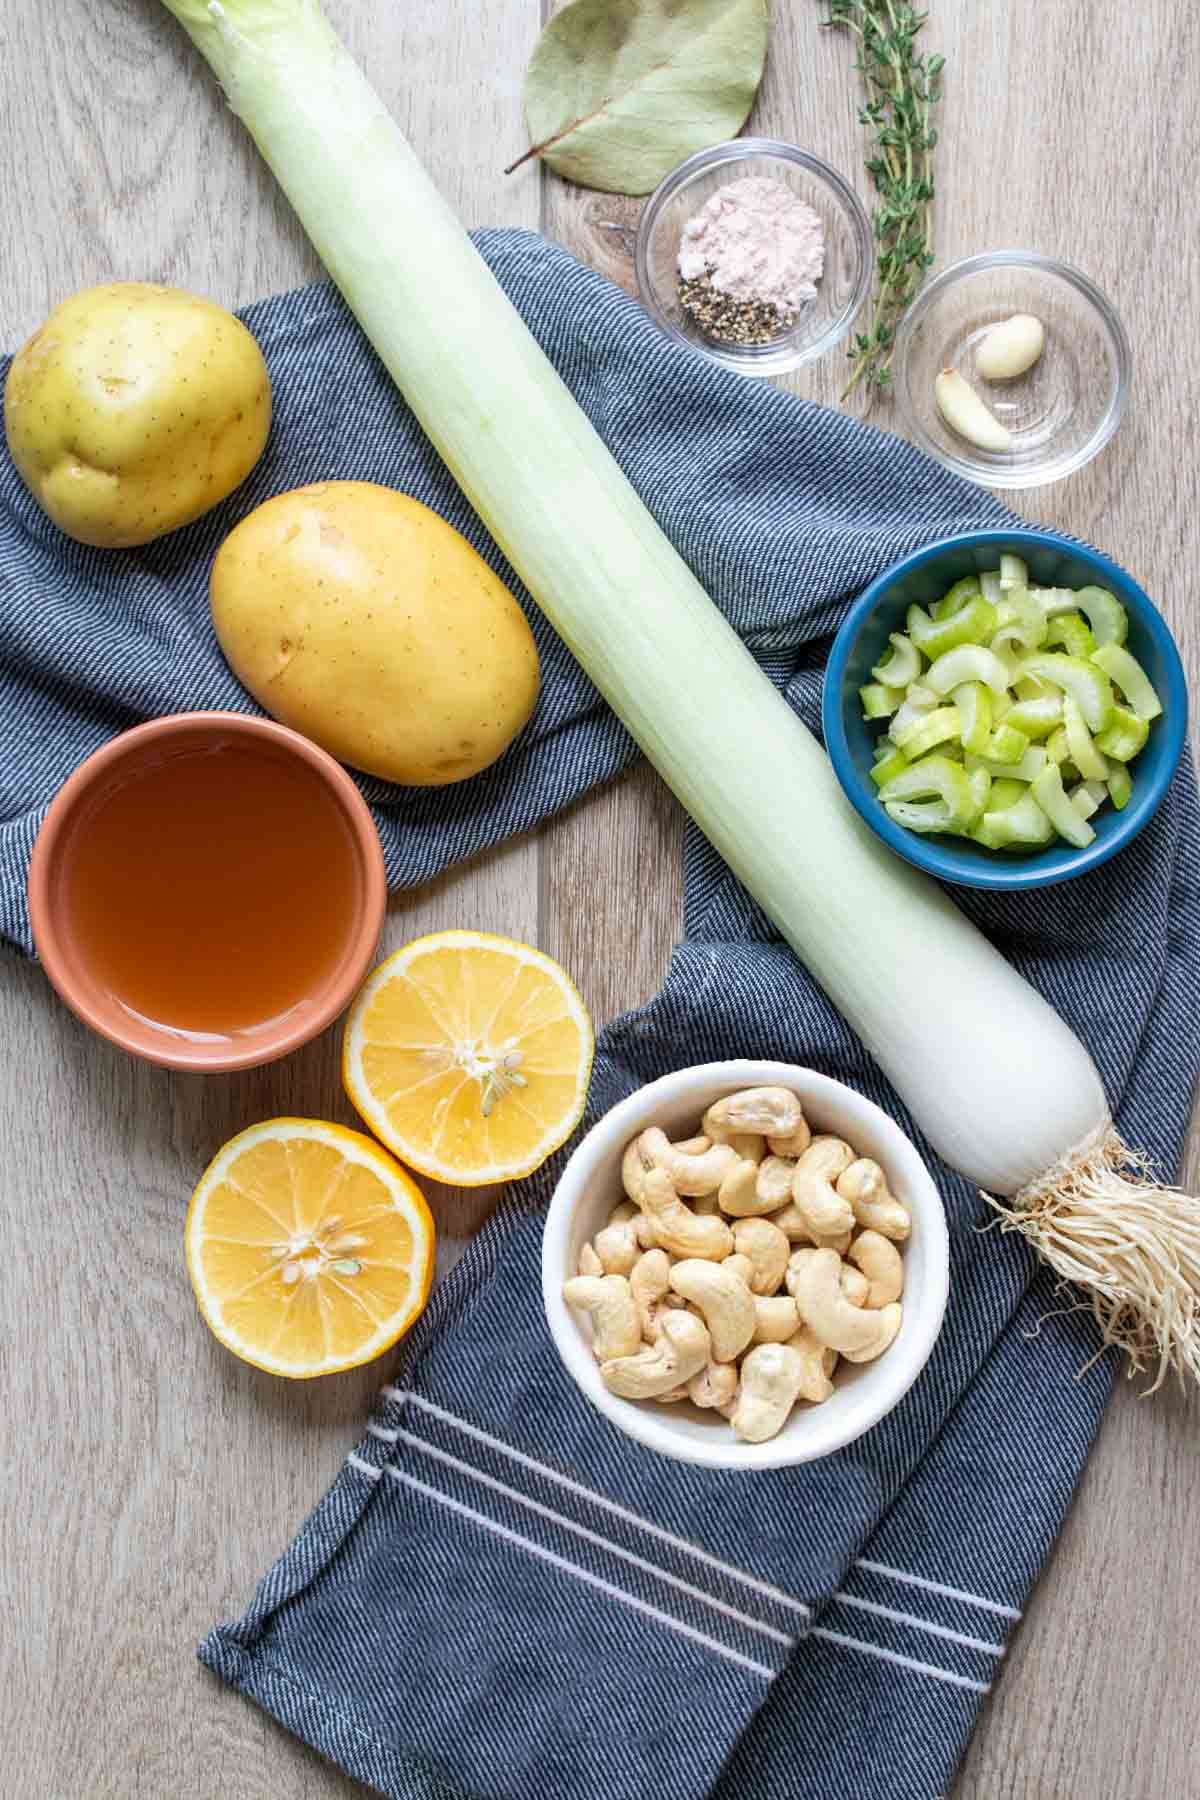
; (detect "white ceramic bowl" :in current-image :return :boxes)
[542,1060,949,1470]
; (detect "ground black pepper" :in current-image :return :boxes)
[676,273,793,346]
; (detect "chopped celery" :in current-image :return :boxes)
[1091,644,1162,721]
[986,722,1030,763]
[988,778,1026,810]
[1070,785,1100,821]
[1107,764,1133,810]
[967,745,1048,783]
[953,681,993,754]
[972,790,1055,850]
[1029,585,1079,617]
[888,687,938,743]
[907,597,999,662]
[999,553,1028,591]
[1074,585,1128,649]
[930,576,982,622]
[1005,693,1062,739]
[987,637,1025,686]
[879,754,980,833]
[1017,652,1115,733]
[965,765,992,819]
[871,632,921,687]
[991,588,1047,651]
[1095,705,1150,762]
[1061,692,1110,782]
[861,682,902,720]
[1015,674,1057,701]
[979,570,1004,608]
[1045,612,1096,658]
[926,643,1011,698]
[870,746,910,788]
[1046,725,1069,764]
[1031,763,1096,848]
[891,705,962,759]
[1082,779,1109,807]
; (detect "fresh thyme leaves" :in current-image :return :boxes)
[821,1,944,402]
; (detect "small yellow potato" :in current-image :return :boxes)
[4,282,270,547]
[211,480,540,786]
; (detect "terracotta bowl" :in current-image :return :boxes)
[27,712,386,1072]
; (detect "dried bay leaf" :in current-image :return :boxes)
[509,0,770,197]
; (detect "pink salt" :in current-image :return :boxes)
[677,176,825,316]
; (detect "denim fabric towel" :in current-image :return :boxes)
[4,234,1198,1800]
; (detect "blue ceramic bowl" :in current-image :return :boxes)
[822,530,1188,890]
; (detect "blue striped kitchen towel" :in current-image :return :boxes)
[3,233,1198,1800]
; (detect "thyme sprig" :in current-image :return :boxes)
[821,1,944,402]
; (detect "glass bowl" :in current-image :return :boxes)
[894,251,1131,488]
[635,139,873,378]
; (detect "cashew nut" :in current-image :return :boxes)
[836,1158,911,1240]
[692,1191,722,1216]
[767,1119,812,1160]
[787,1326,838,1402]
[688,1361,739,1411]
[847,1230,905,1307]
[731,1217,790,1296]
[621,1139,646,1205]
[657,1383,689,1403]
[601,1308,711,1398]
[715,1157,781,1217]
[593,1202,641,1275]
[789,1137,856,1239]
[562,1274,642,1362]
[840,1263,870,1306]
[730,1342,808,1442]
[755,1155,798,1210]
[639,1167,733,1261]
[703,1087,806,1142]
[629,1247,673,1339]
[577,1241,603,1278]
[638,1126,740,1196]
[668,1257,755,1363]
[721,1253,755,1287]
[789,1247,902,1360]
[751,1295,800,1343]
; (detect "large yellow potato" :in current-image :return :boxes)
[4,282,270,547]
[211,481,541,786]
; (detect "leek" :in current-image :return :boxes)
[159,0,1200,1387]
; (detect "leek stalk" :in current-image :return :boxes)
[158,0,1200,1387]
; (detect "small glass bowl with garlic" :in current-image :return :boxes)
[894,251,1131,489]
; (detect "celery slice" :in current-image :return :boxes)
[871,632,921,688]
[953,681,993,754]
[926,644,1012,698]
[988,778,1026,810]
[1017,653,1115,733]
[965,765,992,818]
[1070,784,1100,821]
[870,746,910,788]
[879,754,980,832]
[1075,585,1128,649]
[1091,644,1162,721]
[1005,694,1062,739]
[907,597,999,661]
[1030,585,1079,617]
[1095,705,1150,762]
[1045,612,1096,658]
[987,722,1030,763]
[1031,763,1096,848]
[891,706,962,758]
[972,790,1055,850]
[999,553,1028,592]
[930,576,983,622]
[1107,764,1133,810]
[979,570,1004,608]
[966,746,1048,783]
[1061,692,1110,782]
[861,683,902,720]
[888,687,938,744]
[1046,726,1069,764]
[991,588,1047,652]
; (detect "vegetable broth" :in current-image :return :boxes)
[60,735,361,1037]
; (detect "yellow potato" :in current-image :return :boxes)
[4,282,270,548]
[211,481,540,786]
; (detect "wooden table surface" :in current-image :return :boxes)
[3,2,1198,1796]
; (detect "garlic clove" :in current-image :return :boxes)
[933,367,1012,453]
[975,313,1045,381]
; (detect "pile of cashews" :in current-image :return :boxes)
[563,1086,911,1445]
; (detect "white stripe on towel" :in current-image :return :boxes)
[391,1424,794,1649]
[834,1593,1005,1658]
[381,1387,810,1619]
[386,1465,777,1681]
[855,1558,1021,1622]
[347,1452,381,1479]
[810,1627,991,1695]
